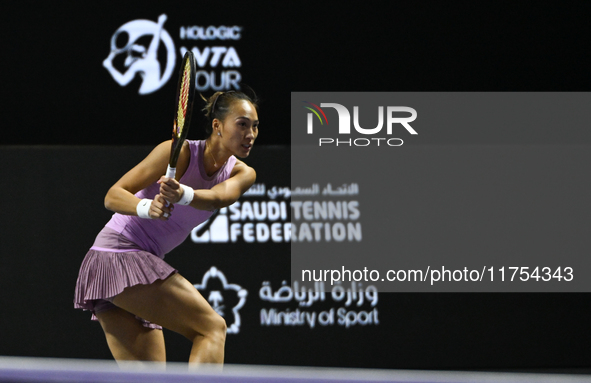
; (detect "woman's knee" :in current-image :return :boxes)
[187,312,227,342]
[209,313,227,341]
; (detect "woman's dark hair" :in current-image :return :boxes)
[201,88,259,135]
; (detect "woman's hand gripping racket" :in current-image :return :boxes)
[163,51,196,214]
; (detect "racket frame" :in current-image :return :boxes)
[166,51,196,179]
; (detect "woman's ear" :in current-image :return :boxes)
[213,119,223,137]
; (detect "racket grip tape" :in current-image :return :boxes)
[166,165,176,179]
[164,165,176,211]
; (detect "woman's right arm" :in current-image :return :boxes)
[104,140,173,220]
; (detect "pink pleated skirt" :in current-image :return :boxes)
[74,227,177,329]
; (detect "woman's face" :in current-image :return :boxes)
[217,99,259,158]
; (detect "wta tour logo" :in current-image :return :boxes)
[194,267,247,334]
[303,101,418,147]
[103,14,176,95]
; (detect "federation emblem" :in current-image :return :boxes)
[192,209,228,243]
[194,266,248,334]
[103,14,176,95]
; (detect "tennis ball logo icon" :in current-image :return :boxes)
[103,14,177,95]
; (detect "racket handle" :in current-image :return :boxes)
[163,165,177,213]
[166,165,176,179]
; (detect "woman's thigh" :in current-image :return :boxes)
[96,307,166,362]
[112,273,225,340]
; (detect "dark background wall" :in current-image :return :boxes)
[3,1,591,147]
[1,0,591,372]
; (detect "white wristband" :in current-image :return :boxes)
[136,198,153,219]
[178,184,194,205]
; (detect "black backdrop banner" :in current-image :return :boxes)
[1,146,591,370]
[2,0,591,372]
[3,1,591,147]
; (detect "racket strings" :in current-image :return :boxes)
[176,59,192,136]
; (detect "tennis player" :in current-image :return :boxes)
[74,91,259,365]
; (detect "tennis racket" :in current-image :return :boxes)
[166,50,196,179]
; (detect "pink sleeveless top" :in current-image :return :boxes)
[103,140,236,257]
